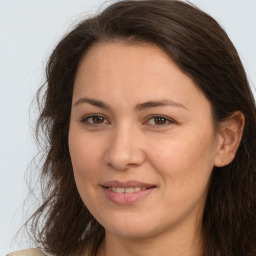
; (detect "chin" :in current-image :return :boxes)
[106,225,155,239]
[99,214,162,239]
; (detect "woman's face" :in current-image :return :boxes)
[69,42,220,240]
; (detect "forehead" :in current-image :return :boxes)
[73,42,209,112]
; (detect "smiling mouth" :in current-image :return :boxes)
[103,186,155,193]
[102,182,156,204]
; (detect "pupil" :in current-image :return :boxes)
[155,117,166,125]
[93,116,103,124]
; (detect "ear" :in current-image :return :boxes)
[214,111,245,167]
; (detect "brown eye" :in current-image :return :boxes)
[82,115,109,125]
[92,116,105,124]
[154,117,168,125]
[146,115,174,126]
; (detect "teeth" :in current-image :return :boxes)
[116,188,125,193]
[108,187,147,193]
[134,187,141,192]
[124,187,134,193]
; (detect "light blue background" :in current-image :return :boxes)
[0,1,255,254]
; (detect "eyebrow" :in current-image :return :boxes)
[135,99,188,111]
[74,98,111,109]
[74,97,188,111]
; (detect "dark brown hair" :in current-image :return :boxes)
[26,1,256,255]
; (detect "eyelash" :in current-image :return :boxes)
[81,114,109,126]
[145,115,175,127]
[80,114,175,127]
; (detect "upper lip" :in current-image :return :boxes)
[101,180,156,188]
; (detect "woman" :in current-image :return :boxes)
[8,0,256,255]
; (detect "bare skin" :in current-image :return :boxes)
[69,42,244,256]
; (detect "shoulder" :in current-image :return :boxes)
[6,248,46,256]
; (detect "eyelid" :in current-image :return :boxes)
[81,114,110,125]
[80,113,176,127]
[144,114,176,126]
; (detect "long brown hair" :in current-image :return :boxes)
[26,1,256,255]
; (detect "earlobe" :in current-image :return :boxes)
[214,111,245,167]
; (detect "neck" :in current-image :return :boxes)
[97,224,203,256]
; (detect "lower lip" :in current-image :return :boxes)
[102,187,155,205]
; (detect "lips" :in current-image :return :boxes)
[107,187,147,193]
[102,180,156,191]
[101,180,156,204]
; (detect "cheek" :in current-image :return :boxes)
[148,129,216,195]
[68,132,104,213]
[68,130,103,191]
[69,130,99,168]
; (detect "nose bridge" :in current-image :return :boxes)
[104,123,145,170]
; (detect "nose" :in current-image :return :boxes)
[104,126,145,171]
